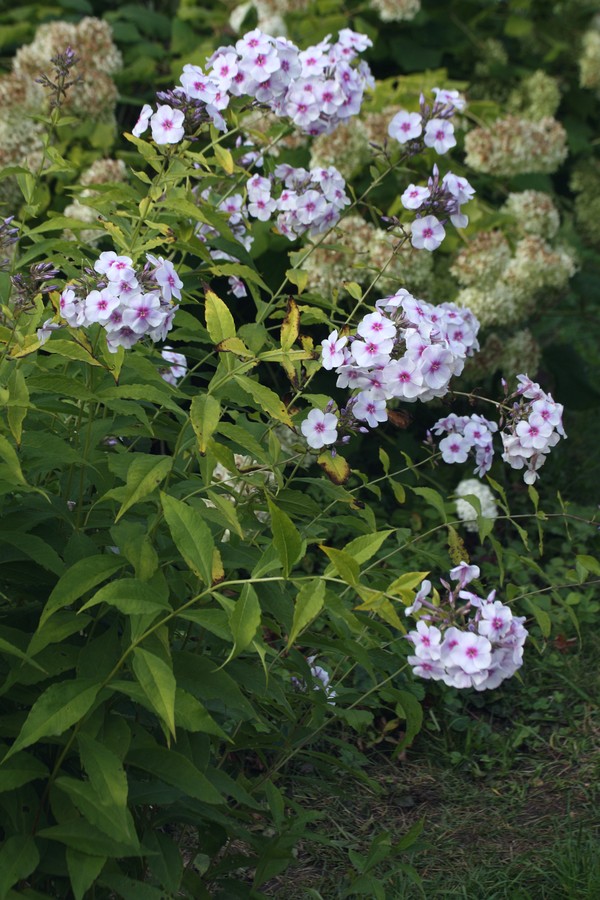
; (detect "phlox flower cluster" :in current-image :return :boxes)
[388,87,465,156]
[246,164,349,239]
[302,291,480,450]
[501,375,566,484]
[432,412,497,476]
[131,27,374,144]
[406,562,528,691]
[50,251,182,353]
[431,374,566,485]
[401,165,475,251]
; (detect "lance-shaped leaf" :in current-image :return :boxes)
[126,746,223,804]
[41,555,123,626]
[233,375,293,427]
[132,648,176,738]
[267,498,304,577]
[205,289,235,343]
[66,849,107,900]
[160,492,214,585]
[287,580,326,650]
[4,678,102,761]
[190,394,221,454]
[114,455,173,522]
[0,835,39,898]
[226,583,261,663]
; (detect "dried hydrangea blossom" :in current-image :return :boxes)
[370,0,421,21]
[501,191,560,241]
[580,21,600,93]
[309,118,371,179]
[452,228,576,328]
[305,214,434,298]
[571,160,600,247]
[507,70,561,121]
[468,329,542,380]
[464,115,568,176]
[13,18,122,121]
[229,0,310,35]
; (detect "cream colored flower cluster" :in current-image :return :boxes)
[507,70,561,121]
[229,0,309,35]
[471,329,542,381]
[571,160,600,247]
[310,119,371,179]
[501,190,560,241]
[452,225,576,328]
[305,214,433,299]
[12,18,122,120]
[580,19,600,93]
[455,478,498,533]
[309,106,403,178]
[464,115,568,176]
[370,0,421,22]
[0,18,121,206]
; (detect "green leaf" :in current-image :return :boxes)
[285,268,308,294]
[411,486,447,522]
[0,434,27,486]
[205,289,235,343]
[79,578,169,615]
[343,281,362,300]
[42,338,104,367]
[7,365,29,446]
[126,747,223,804]
[174,689,230,739]
[287,580,326,650]
[337,531,392,567]
[233,375,293,427]
[394,690,423,753]
[55,775,138,847]
[160,492,215,585]
[319,546,360,586]
[41,555,123,626]
[0,836,39,899]
[114,456,173,522]
[37,821,142,857]
[0,752,48,793]
[575,555,600,578]
[66,849,106,900]
[4,679,101,761]
[267,498,304,576]
[226,583,261,662]
[525,600,552,638]
[132,648,176,738]
[190,394,221,455]
[0,532,65,576]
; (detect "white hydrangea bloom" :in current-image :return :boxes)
[455,478,498,533]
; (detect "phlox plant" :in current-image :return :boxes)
[0,23,597,899]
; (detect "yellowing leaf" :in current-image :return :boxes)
[280,298,300,351]
[317,450,350,485]
[205,289,235,343]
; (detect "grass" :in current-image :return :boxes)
[257,636,600,899]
